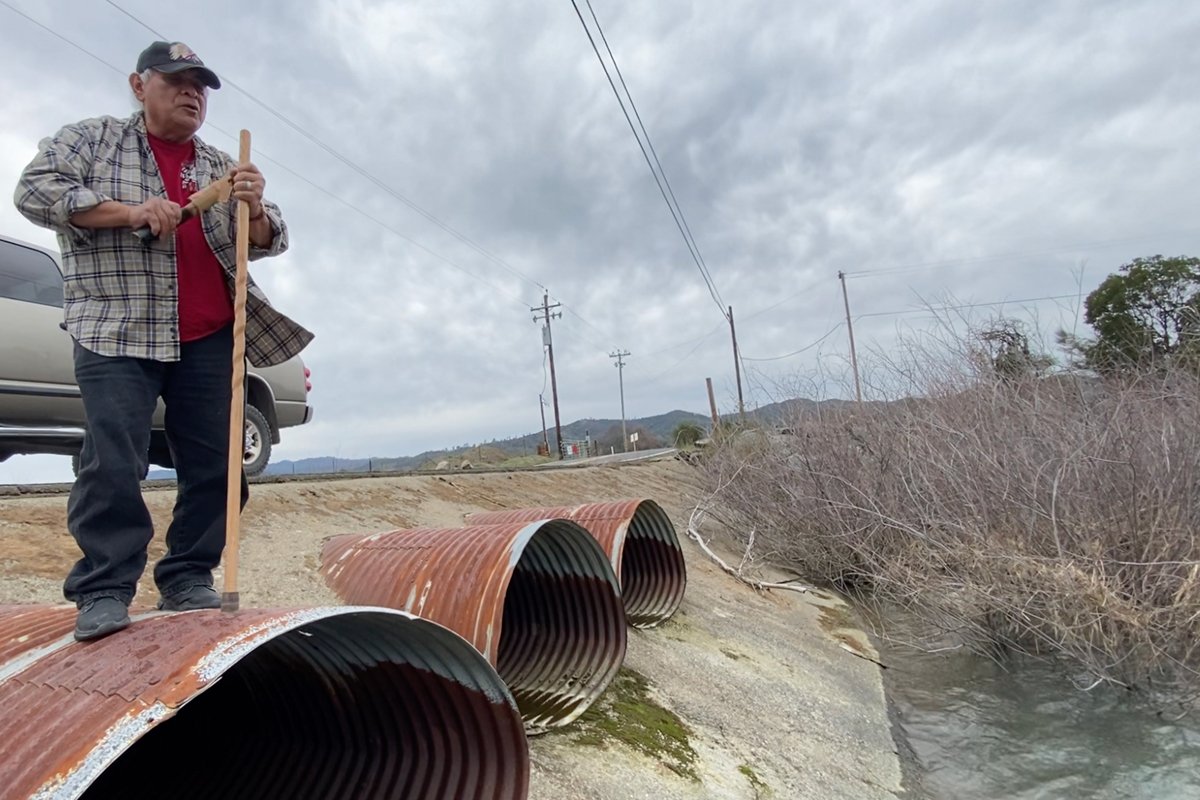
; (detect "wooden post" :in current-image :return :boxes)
[221,129,251,613]
[706,377,719,428]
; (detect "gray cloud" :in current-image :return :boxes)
[2,0,1200,483]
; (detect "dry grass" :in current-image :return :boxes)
[701,328,1200,703]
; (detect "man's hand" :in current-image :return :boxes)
[69,199,180,233]
[230,162,273,247]
[230,162,265,218]
[127,198,183,237]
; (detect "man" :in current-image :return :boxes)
[14,41,312,641]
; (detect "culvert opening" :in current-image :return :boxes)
[616,500,688,628]
[495,519,627,732]
[466,500,689,629]
[78,612,528,800]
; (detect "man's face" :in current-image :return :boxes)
[131,69,208,141]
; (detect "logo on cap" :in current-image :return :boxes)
[169,43,201,64]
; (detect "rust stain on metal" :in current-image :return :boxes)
[468,499,687,627]
[0,604,529,799]
[321,519,627,732]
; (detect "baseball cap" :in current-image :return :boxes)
[135,41,221,89]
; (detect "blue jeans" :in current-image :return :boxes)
[64,325,249,606]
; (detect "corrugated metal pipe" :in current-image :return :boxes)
[321,518,627,732]
[0,604,529,800]
[467,499,687,628]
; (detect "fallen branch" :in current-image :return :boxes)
[839,642,888,670]
[687,487,811,595]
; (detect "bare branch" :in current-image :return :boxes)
[693,312,1200,704]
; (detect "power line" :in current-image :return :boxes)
[640,318,729,358]
[739,275,835,323]
[637,276,831,360]
[0,1,532,310]
[212,127,531,308]
[842,230,1200,280]
[104,1,552,295]
[646,273,839,357]
[569,0,727,318]
[856,293,1080,320]
[556,302,618,352]
[583,0,723,311]
[639,322,727,386]
[1,0,121,73]
[741,291,1080,363]
[104,0,161,35]
[104,0,624,352]
[10,0,672,408]
[551,8,751,402]
[741,322,845,362]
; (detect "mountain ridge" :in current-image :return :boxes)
[259,396,851,476]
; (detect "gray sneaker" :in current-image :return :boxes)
[157,585,221,611]
[74,597,131,642]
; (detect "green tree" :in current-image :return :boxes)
[671,420,706,448]
[1061,255,1200,373]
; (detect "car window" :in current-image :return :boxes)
[0,240,63,307]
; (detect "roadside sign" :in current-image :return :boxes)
[630,432,639,442]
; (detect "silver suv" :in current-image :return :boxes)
[0,234,312,477]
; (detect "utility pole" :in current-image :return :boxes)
[838,271,863,403]
[532,293,564,458]
[609,350,631,452]
[728,305,745,422]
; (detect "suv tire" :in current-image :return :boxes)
[243,404,272,477]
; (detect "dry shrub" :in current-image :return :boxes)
[701,327,1200,700]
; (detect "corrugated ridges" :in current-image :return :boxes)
[467,499,687,627]
[320,519,627,731]
[0,605,529,800]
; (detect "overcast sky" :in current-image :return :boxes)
[2,0,1199,482]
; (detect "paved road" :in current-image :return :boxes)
[0,447,683,496]
[537,447,676,468]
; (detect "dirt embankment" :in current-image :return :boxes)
[0,458,902,799]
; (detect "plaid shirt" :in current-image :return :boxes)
[13,111,312,367]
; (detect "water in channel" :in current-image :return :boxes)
[866,608,1200,799]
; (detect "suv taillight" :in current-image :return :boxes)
[304,366,312,393]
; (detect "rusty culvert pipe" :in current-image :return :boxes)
[321,519,626,732]
[0,605,529,800]
[466,499,686,628]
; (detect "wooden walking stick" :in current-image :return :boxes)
[221,129,252,613]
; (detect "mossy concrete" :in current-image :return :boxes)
[570,667,699,781]
[739,763,772,797]
[530,540,903,799]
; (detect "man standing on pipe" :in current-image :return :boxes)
[13,42,312,641]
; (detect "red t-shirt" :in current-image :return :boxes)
[147,133,233,342]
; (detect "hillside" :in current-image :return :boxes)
[262,396,852,477]
[262,408,713,476]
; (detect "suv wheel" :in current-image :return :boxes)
[243,405,272,477]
